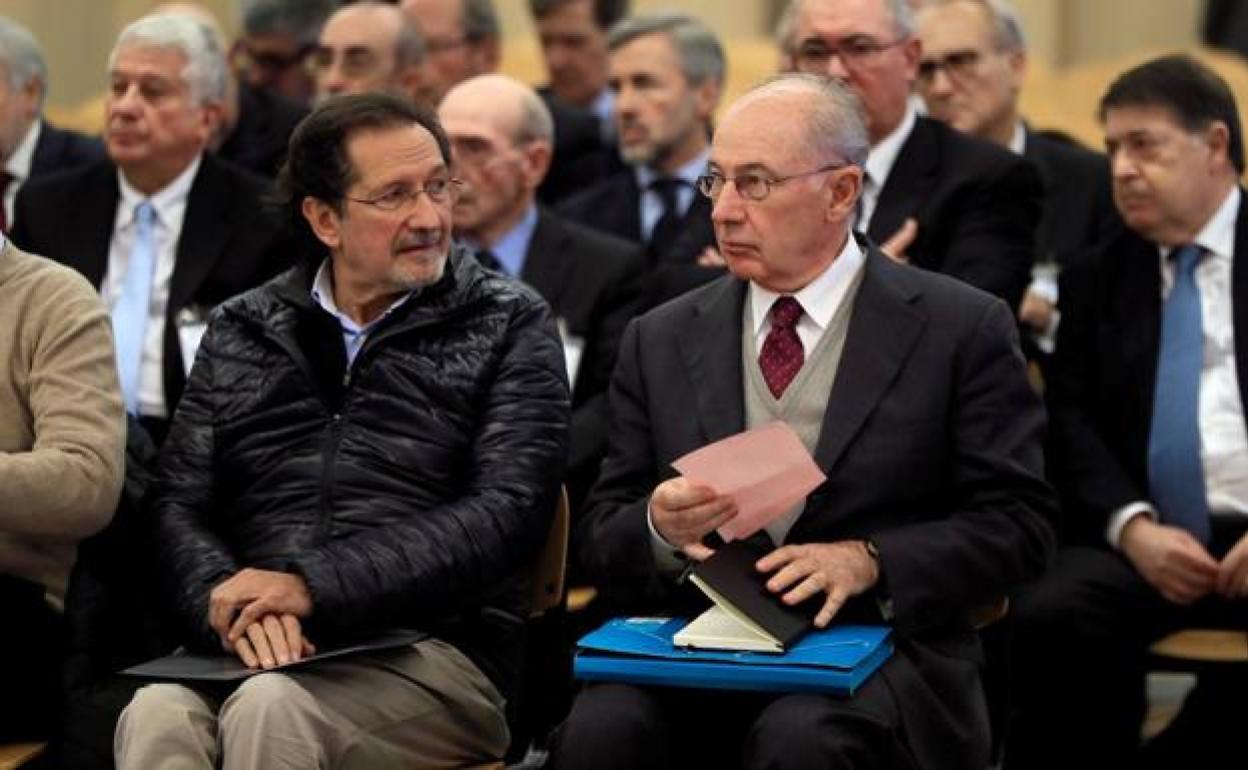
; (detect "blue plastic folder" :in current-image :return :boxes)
[574,617,893,695]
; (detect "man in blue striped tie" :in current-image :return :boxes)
[1009,54,1248,769]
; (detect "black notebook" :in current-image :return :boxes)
[674,540,810,653]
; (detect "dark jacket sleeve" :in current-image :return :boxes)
[927,153,1041,312]
[147,314,242,652]
[868,299,1057,635]
[290,296,571,635]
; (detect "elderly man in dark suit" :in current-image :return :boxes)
[915,0,1121,357]
[439,73,644,515]
[12,13,287,444]
[0,16,104,232]
[1009,55,1248,770]
[555,72,1055,770]
[779,0,1041,311]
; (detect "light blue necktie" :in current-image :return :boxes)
[111,201,156,415]
[1147,243,1211,542]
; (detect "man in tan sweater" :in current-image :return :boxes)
[0,237,125,742]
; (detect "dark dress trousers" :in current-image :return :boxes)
[1007,200,1248,769]
[561,242,1056,769]
[867,115,1042,311]
[522,208,645,514]
[10,153,291,419]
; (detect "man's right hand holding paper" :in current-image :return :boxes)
[651,477,738,561]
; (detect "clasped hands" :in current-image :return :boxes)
[651,478,879,628]
[1121,516,1248,605]
[208,568,315,670]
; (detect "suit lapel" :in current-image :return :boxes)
[29,124,63,176]
[868,118,938,262]
[812,249,925,473]
[169,155,231,312]
[678,277,747,444]
[520,209,573,311]
[65,163,119,288]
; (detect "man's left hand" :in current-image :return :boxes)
[208,568,314,648]
[756,541,880,628]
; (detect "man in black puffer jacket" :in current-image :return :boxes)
[114,93,570,770]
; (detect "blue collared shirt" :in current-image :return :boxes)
[635,149,709,242]
[310,259,415,366]
[462,204,539,278]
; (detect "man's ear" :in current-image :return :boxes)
[198,100,226,145]
[302,196,343,251]
[522,140,553,190]
[826,166,863,224]
[471,36,502,74]
[1206,120,1232,168]
[693,77,722,122]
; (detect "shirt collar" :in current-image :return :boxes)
[635,147,710,191]
[465,203,539,277]
[749,232,866,336]
[5,119,40,181]
[117,153,202,226]
[865,102,917,189]
[1009,121,1027,156]
[310,258,415,334]
[1158,185,1240,263]
[591,88,614,125]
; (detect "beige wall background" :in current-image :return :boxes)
[4,0,1234,147]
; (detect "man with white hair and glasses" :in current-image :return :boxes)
[12,13,288,444]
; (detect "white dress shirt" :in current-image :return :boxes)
[860,103,917,230]
[648,234,867,566]
[1107,186,1248,546]
[3,119,40,228]
[101,155,201,419]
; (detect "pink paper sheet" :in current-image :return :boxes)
[671,421,826,542]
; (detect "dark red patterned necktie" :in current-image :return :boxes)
[759,296,804,398]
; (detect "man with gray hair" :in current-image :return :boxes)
[233,0,333,107]
[311,1,426,106]
[12,13,288,444]
[915,0,1120,357]
[557,72,1054,769]
[556,11,723,301]
[0,16,104,232]
[779,0,1041,312]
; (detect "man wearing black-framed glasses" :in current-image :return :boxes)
[776,0,1042,312]
[558,72,1053,770]
[400,0,501,106]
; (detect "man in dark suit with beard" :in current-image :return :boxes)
[555,73,1054,770]
[1009,54,1248,770]
[779,0,1041,312]
[12,13,287,443]
[439,73,644,515]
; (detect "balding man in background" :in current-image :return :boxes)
[312,1,426,105]
[440,73,643,518]
[0,16,104,233]
[779,0,1041,310]
[400,0,500,106]
[915,0,1119,356]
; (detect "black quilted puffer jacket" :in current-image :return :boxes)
[146,247,570,694]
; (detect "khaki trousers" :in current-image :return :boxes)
[114,638,508,770]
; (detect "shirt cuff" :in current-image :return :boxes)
[1106,501,1158,549]
[1028,272,1059,304]
[647,500,688,573]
